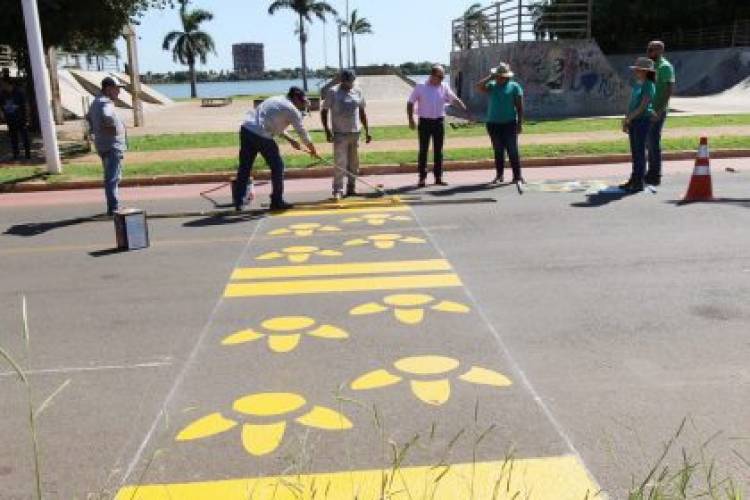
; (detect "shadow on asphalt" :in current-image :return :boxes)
[4,215,108,236]
[183,212,266,228]
[430,182,512,197]
[667,198,750,208]
[571,189,636,208]
[88,248,128,257]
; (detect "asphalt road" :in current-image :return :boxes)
[1,167,748,499]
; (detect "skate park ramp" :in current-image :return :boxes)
[113,72,174,105]
[451,39,629,119]
[321,74,416,101]
[67,70,162,112]
[608,47,750,96]
[58,69,92,118]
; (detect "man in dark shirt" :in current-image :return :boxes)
[0,78,31,161]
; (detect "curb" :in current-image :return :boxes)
[3,148,750,194]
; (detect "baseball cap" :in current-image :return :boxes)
[101,77,125,89]
[340,69,356,82]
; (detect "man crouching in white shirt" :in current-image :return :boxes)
[234,86,319,211]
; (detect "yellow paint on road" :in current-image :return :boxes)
[351,293,471,325]
[116,455,600,499]
[350,355,513,406]
[231,259,452,280]
[176,391,352,457]
[278,205,410,217]
[221,317,349,353]
[224,273,462,298]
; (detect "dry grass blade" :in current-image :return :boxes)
[21,295,30,349]
[35,378,71,418]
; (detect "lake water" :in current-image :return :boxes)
[152,75,433,99]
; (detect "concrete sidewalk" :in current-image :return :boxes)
[1,158,746,210]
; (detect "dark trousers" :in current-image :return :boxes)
[486,121,522,180]
[7,119,30,159]
[646,115,666,180]
[234,127,285,207]
[417,117,444,180]
[628,118,651,182]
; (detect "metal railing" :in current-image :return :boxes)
[57,51,121,72]
[616,20,750,53]
[451,0,592,51]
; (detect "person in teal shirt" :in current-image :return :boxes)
[620,57,656,192]
[645,40,676,185]
[476,62,525,185]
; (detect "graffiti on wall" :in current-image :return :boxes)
[451,40,628,118]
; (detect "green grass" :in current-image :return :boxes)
[126,114,750,152]
[3,135,749,185]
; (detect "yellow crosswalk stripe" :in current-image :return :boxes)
[231,259,452,280]
[224,273,462,297]
[116,455,599,500]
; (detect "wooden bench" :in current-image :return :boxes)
[201,97,233,107]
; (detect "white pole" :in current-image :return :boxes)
[345,0,351,69]
[21,0,62,174]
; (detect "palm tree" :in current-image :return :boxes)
[268,0,338,91]
[162,0,216,98]
[347,9,372,70]
[462,3,493,47]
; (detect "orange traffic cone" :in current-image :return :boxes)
[683,136,713,201]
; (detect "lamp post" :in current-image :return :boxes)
[345,0,351,69]
[21,0,62,174]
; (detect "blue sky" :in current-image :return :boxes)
[117,0,480,73]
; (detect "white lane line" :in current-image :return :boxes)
[0,360,172,378]
[409,207,604,495]
[119,219,264,485]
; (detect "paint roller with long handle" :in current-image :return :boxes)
[307,151,392,199]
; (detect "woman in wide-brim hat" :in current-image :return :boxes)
[620,56,657,192]
[476,61,525,185]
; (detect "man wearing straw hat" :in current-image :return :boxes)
[476,62,525,185]
[645,40,676,186]
[321,69,372,201]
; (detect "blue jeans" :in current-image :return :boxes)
[646,115,666,180]
[100,149,123,214]
[235,127,285,207]
[486,121,522,180]
[628,118,651,182]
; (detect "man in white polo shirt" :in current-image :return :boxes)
[407,64,468,187]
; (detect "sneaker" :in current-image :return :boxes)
[619,179,634,190]
[270,200,294,210]
[344,189,358,198]
[435,179,448,186]
[512,177,526,184]
[332,192,343,201]
[417,178,426,188]
[491,176,504,185]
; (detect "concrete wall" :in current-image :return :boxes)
[450,40,629,119]
[608,47,750,96]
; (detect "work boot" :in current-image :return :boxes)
[270,199,294,211]
[625,180,644,192]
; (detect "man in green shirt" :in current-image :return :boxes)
[476,62,525,185]
[646,40,676,186]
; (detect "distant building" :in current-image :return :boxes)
[232,43,264,78]
[0,45,16,76]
